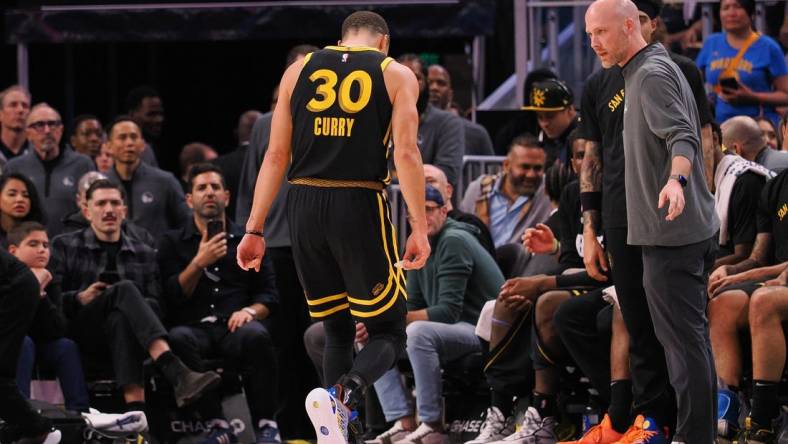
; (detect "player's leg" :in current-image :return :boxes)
[746,285,788,442]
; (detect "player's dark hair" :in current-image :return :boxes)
[7,221,46,248]
[286,44,319,67]
[342,11,389,38]
[187,162,227,192]
[544,164,573,203]
[509,133,543,153]
[106,115,140,139]
[85,179,125,202]
[70,114,101,138]
[124,85,160,113]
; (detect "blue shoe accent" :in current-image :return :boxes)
[201,425,238,444]
[718,389,740,424]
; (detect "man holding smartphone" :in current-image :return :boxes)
[157,163,281,444]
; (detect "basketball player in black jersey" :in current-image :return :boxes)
[237,10,430,444]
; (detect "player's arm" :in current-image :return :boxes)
[386,62,430,268]
[245,61,301,234]
[580,140,608,281]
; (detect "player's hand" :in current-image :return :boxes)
[720,82,756,105]
[227,310,254,333]
[194,230,227,269]
[78,281,109,306]
[658,179,685,221]
[764,274,788,287]
[708,272,746,297]
[522,224,557,254]
[707,265,729,295]
[583,231,608,282]
[30,268,52,297]
[355,322,369,346]
[400,232,430,270]
[237,234,266,272]
[498,276,547,305]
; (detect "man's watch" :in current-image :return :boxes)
[242,307,257,318]
[669,174,688,188]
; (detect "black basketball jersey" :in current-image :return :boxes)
[289,46,394,183]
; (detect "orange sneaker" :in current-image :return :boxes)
[559,414,624,444]
[611,416,667,444]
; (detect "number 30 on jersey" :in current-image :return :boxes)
[307,69,371,138]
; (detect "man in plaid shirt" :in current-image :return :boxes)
[49,179,221,412]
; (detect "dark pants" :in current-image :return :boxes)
[268,246,321,436]
[70,280,168,387]
[16,336,90,412]
[605,228,675,426]
[169,320,278,423]
[641,237,717,444]
[553,288,613,403]
[0,250,48,431]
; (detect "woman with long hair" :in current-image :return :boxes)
[0,173,45,248]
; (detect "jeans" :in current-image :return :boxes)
[374,321,481,423]
[16,336,91,412]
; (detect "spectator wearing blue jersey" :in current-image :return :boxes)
[696,0,788,127]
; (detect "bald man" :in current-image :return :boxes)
[586,0,719,443]
[722,115,788,173]
[4,103,95,235]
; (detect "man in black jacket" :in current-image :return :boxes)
[158,163,281,444]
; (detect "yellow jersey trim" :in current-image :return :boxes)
[310,303,351,318]
[381,57,394,71]
[303,52,314,67]
[306,291,348,306]
[325,45,382,53]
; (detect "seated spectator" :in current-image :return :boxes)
[467,142,604,444]
[0,172,45,249]
[105,116,190,239]
[95,140,113,173]
[397,54,464,193]
[4,103,95,235]
[521,79,578,169]
[427,64,494,156]
[755,116,780,151]
[179,142,218,192]
[696,0,788,127]
[707,168,788,442]
[0,248,60,444]
[780,111,788,152]
[494,69,557,154]
[158,163,281,444]
[424,164,495,258]
[722,115,788,173]
[366,185,502,444]
[712,137,774,270]
[8,222,90,413]
[69,114,103,160]
[0,85,31,169]
[460,135,552,276]
[49,179,220,411]
[125,85,162,169]
[61,171,155,247]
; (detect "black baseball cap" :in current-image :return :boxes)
[522,79,573,112]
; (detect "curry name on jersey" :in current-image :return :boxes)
[289,46,395,183]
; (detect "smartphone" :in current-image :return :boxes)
[207,219,224,239]
[719,77,740,90]
[98,270,120,284]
